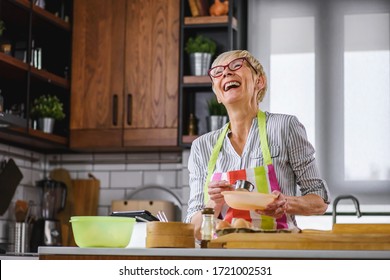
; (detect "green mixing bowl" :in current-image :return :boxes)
[70,216,135,248]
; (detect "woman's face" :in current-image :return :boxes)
[211,56,261,109]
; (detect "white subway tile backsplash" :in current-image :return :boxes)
[94,153,126,161]
[99,189,127,206]
[62,153,94,161]
[12,157,25,168]
[143,170,177,187]
[176,170,182,187]
[126,163,159,171]
[182,149,190,168]
[0,143,190,223]
[160,152,182,161]
[93,163,126,171]
[182,186,191,204]
[63,164,94,172]
[19,167,32,185]
[110,171,143,188]
[160,163,182,170]
[127,153,159,161]
[97,206,110,216]
[8,146,25,157]
[182,168,189,187]
[90,172,110,188]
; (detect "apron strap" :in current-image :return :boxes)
[203,124,230,202]
[257,111,272,165]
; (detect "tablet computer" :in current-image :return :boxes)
[110,210,159,222]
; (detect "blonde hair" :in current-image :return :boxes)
[211,50,267,103]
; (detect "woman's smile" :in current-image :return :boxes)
[223,80,241,91]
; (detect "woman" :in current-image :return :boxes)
[185,50,330,240]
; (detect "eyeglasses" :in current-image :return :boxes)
[208,57,258,78]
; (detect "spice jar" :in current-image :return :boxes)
[200,207,215,248]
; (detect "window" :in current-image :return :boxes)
[344,13,390,180]
[248,0,390,202]
[270,16,315,145]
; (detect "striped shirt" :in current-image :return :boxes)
[185,111,330,226]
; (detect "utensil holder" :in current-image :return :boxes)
[14,222,30,253]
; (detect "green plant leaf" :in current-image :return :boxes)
[30,95,65,120]
[207,97,227,116]
[185,35,217,55]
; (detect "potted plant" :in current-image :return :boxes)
[30,95,65,133]
[185,35,217,76]
[206,97,228,131]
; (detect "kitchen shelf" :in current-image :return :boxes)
[183,75,211,86]
[32,4,71,31]
[0,113,27,128]
[30,68,69,89]
[28,128,67,145]
[0,52,28,71]
[184,15,238,29]
[182,134,198,144]
[0,0,72,152]
[178,0,247,147]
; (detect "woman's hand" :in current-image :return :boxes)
[255,190,288,219]
[207,180,233,208]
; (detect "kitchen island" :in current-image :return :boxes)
[38,246,390,260]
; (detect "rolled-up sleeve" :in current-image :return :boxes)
[287,116,330,203]
[185,138,208,222]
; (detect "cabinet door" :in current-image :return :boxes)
[70,0,126,148]
[123,0,179,147]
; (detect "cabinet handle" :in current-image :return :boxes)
[127,93,132,125]
[112,94,118,126]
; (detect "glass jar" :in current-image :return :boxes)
[200,207,215,248]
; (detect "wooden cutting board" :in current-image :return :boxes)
[50,171,100,246]
[71,177,100,217]
[333,223,390,234]
[68,176,100,246]
[209,232,390,250]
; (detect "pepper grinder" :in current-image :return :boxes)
[200,207,215,248]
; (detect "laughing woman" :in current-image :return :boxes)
[185,50,330,240]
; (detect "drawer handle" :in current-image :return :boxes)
[112,94,118,126]
[127,93,132,125]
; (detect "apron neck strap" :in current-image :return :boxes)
[257,110,272,165]
[204,124,229,202]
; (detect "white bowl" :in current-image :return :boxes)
[222,191,277,210]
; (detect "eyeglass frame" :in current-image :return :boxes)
[208,57,258,79]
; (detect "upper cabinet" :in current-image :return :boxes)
[70,0,180,151]
[0,0,72,151]
[179,0,247,147]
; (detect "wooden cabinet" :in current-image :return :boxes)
[0,0,72,151]
[178,0,247,147]
[70,0,180,150]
